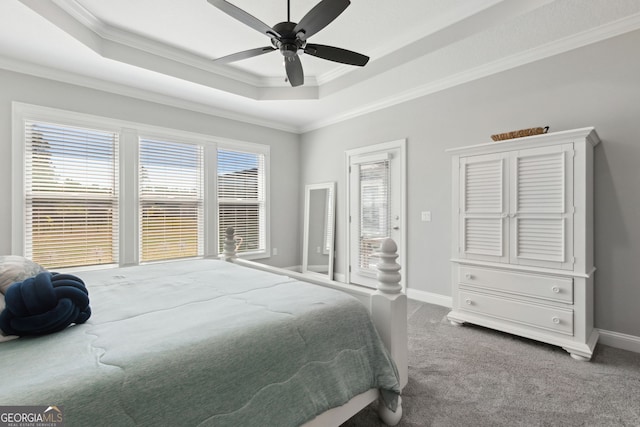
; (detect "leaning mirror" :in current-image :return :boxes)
[302,182,336,279]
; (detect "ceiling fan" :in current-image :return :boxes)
[207,0,369,87]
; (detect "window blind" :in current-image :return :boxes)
[358,160,390,272]
[139,138,203,262]
[24,121,119,268]
[217,149,265,254]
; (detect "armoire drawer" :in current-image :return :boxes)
[458,266,573,303]
[458,289,574,336]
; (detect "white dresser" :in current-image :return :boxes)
[447,128,600,360]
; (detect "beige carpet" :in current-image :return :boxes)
[343,300,640,427]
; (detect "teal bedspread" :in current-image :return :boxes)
[0,259,400,426]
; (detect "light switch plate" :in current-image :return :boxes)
[421,211,432,222]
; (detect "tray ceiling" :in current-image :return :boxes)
[2,0,640,132]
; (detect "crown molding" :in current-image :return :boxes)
[16,0,573,104]
[52,0,364,89]
[51,0,105,33]
[9,1,640,135]
[300,12,640,132]
[51,0,267,86]
[0,55,300,134]
[47,0,536,91]
[20,0,322,100]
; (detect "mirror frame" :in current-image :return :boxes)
[302,182,336,280]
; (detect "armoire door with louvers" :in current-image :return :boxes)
[458,152,509,264]
[509,144,574,270]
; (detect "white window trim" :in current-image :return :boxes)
[12,102,271,265]
[344,139,407,288]
[138,136,205,263]
[216,138,271,260]
[12,103,123,257]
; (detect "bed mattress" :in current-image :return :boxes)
[0,259,400,426]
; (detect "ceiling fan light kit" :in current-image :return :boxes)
[208,0,369,87]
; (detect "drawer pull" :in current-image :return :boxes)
[552,286,560,293]
[552,316,560,324]
[465,273,474,280]
[465,298,473,305]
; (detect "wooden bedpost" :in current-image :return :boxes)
[220,226,238,261]
[371,238,407,425]
[372,238,408,384]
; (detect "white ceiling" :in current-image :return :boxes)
[2,0,640,132]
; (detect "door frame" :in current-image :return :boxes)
[344,139,407,289]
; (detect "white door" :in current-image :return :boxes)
[346,140,405,289]
[458,152,509,264]
[509,143,574,270]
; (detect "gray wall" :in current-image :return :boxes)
[300,29,640,337]
[2,28,639,339]
[0,69,301,268]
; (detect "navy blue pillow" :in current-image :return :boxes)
[0,272,91,336]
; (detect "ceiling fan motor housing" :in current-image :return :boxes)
[271,21,305,57]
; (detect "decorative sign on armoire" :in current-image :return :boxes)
[447,127,600,360]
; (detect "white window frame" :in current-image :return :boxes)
[12,102,271,266]
[345,139,407,288]
[216,139,271,260]
[20,118,120,268]
[12,103,123,263]
[138,135,205,263]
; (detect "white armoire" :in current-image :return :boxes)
[447,127,600,360]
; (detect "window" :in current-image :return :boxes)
[217,149,266,255]
[15,104,271,267]
[359,160,390,272]
[24,121,119,269]
[139,138,204,262]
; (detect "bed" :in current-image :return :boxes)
[0,229,407,426]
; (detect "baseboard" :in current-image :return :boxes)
[406,288,452,308]
[403,288,639,354]
[598,329,640,354]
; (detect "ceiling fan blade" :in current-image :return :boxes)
[304,44,369,66]
[293,0,350,41]
[207,0,280,38]
[215,46,276,64]
[285,55,304,87]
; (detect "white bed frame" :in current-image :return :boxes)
[221,227,408,426]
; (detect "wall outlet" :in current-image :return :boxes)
[421,211,432,222]
[272,248,278,256]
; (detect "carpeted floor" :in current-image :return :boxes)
[342,300,640,427]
